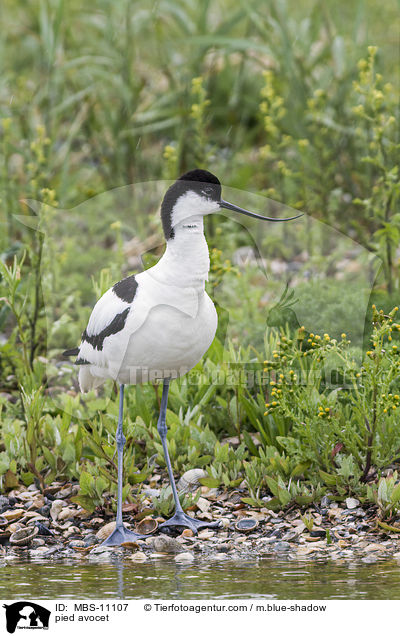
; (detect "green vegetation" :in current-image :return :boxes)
[1,1,400,515]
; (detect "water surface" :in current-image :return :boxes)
[1,557,400,600]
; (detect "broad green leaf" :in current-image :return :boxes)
[80,471,94,494]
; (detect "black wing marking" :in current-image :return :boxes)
[82,307,130,351]
[113,274,138,303]
[63,276,136,361]
[75,357,90,365]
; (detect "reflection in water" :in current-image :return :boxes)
[1,557,400,600]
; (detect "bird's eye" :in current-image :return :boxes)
[202,186,214,197]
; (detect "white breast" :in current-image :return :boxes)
[114,291,217,384]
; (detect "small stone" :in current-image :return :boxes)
[273,541,291,552]
[3,509,24,522]
[96,522,115,542]
[196,497,211,513]
[50,500,64,521]
[84,535,98,547]
[361,555,378,564]
[152,535,184,554]
[30,546,50,557]
[364,543,386,552]
[175,552,195,563]
[217,544,232,553]
[281,530,298,542]
[70,540,86,548]
[219,518,230,529]
[297,546,316,556]
[211,553,228,561]
[198,529,215,540]
[346,497,360,510]
[130,551,147,562]
[35,522,53,537]
[57,508,77,521]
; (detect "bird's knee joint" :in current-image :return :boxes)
[116,431,126,447]
[157,420,167,438]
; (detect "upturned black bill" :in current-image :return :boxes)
[220,199,302,222]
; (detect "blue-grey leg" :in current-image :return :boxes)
[158,378,221,536]
[101,384,147,546]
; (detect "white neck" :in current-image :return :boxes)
[151,216,210,289]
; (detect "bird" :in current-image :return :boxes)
[63,169,302,545]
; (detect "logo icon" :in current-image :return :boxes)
[3,602,50,633]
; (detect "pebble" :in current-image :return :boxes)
[3,510,24,522]
[152,535,184,554]
[364,543,386,552]
[175,552,195,563]
[50,500,65,521]
[130,551,147,562]
[196,498,211,513]
[273,541,291,552]
[1,481,400,566]
[361,555,378,564]
[346,498,360,510]
[310,530,326,538]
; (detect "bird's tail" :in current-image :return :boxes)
[78,366,107,392]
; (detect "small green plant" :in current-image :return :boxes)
[367,472,400,521]
[0,253,31,377]
[300,512,314,532]
[150,485,200,518]
[201,441,247,489]
[263,306,400,494]
[71,471,112,514]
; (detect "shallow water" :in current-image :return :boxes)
[1,557,400,600]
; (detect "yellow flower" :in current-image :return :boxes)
[1,117,12,131]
